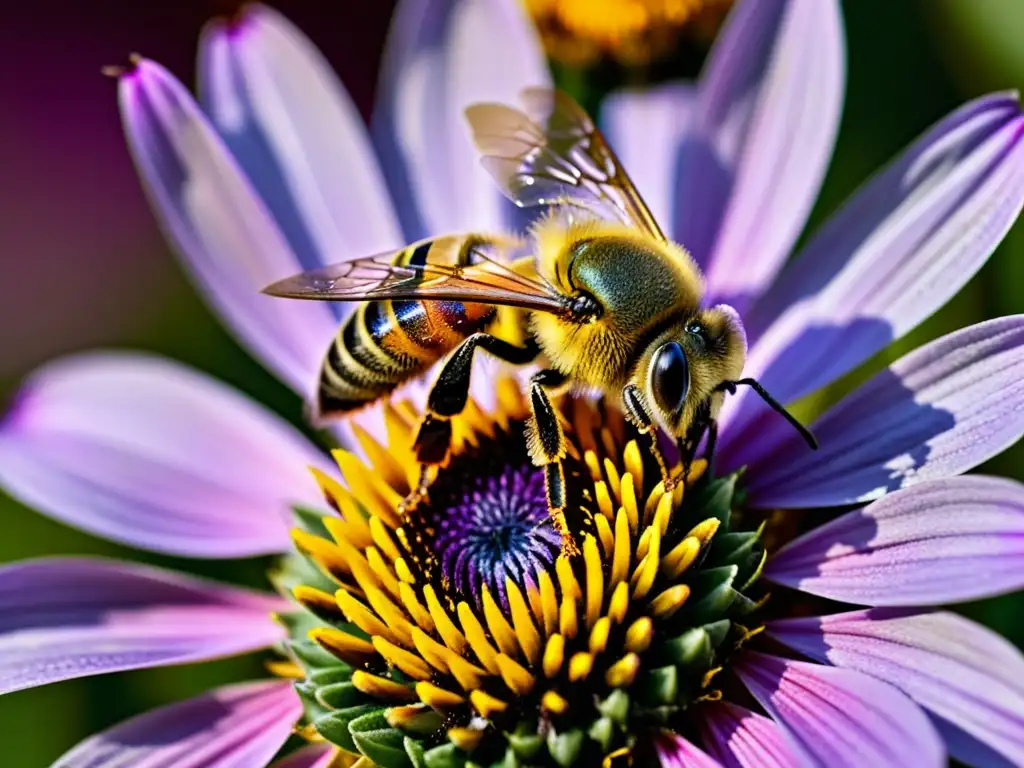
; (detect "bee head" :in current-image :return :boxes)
[642,305,747,438]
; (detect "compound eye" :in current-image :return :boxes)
[651,342,690,414]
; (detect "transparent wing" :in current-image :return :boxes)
[465,87,666,242]
[262,234,569,315]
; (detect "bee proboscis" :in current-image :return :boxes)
[264,88,817,553]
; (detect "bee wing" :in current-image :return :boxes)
[262,235,569,315]
[465,88,666,242]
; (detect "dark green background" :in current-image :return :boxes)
[0,1,1021,764]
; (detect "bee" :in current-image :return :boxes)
[264,89,816,551]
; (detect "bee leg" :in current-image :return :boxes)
[621,384,675,490]
[402,333,540,518]
[525,369,578,556]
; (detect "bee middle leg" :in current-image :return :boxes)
[523,369,578,556]
[403,333,540,515]
[621,384,676,489]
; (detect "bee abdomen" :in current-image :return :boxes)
[317,298,495,419]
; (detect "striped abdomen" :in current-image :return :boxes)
[317,242,497,418]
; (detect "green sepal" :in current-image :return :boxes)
[653,627,711,669]
[709,530,760,566]
[349,710,411,768]
[728,591,763,617]
[270,551,337,597]
[690,474,738,532]
[316,681,363,709]
[596,690,630,725]
[587,716,615,752]
[406,736,429,768]
[546,728,585,767]
[637,665,678,706]
[292,505,333,538]
[312,704,382,753]
[739,548,768,592]
[275,609,324,641]
[294,681,331,722]
[498,749,523,768]
[424,743,466,768]
[703,619,732,648]
[507,722,544,759]
[687,565,739,624]
[286,638,342,670]
[307,666,353,687]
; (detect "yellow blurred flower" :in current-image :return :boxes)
[524,0,733,67]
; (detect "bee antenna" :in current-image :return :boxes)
[718,378,818,450]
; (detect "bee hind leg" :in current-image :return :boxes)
[402,333,539,519]
[525,369,578,557]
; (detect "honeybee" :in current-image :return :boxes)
[264,89,816,550]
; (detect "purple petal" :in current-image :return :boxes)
[742,316,1024,507]
[199,5,403,277]
[271,744,337,768]
[0,558,285,695]
[53,680,299,767]
[685,0,844,308]
[0,353,326,557]
[733,651,944,767]
[720,94,1024,455]
[765,476,1024,605]
[699,701,805,768]
[768,609,1024,767]
[373,0,549,236]
[654,730,724,768]
[601,84,695,237]
[118,58,337,396]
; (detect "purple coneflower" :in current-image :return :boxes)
[1,0,1024,765]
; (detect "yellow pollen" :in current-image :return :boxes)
[651,583,691,618]
[496,653,536,695]
[506,578,542,664]
[541,690,569,714]
[605,653,640,688]
[481,588,520,658]
[624,617,654,653]
[308,626,377,668]
[568,651,595,681]
[470,690,508,718]
[583,535,604,629]
[372,636,433,681]
[351,670,417,701]
[423,584,468,655]
[589,616,612,654]
[544,634,566,678]
[415,681,465,709]
[448,726,485,752]
[607,581,630,624]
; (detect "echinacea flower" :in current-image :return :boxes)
[1,0,1024,766]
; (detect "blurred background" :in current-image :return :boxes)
[0,0,1021,763]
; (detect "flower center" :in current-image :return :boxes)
[428,456,560,611]
[280,384,766,766]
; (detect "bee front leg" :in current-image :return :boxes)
[621,384,676,490]
[525,369,578,556]
[403,333,540,518]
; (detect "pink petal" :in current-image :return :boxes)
[693,0,845,310]
[54,680,300,767]
[734,651,944,767]
[765,476,1024,605]
[118,58,337,396]
[720,94,1024,456]
[199,5,403,274]
[768,609,1024,767]
[0,558,285,695]
[654,730,724,768]
[0,353,326,557]
[743,316,1024,508]
[374,0,550,235]
[699,701,805,768]
[601,83,696,237]
[271,744,337,768]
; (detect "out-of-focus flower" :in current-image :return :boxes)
[524,0,732,67]
[1,0,1023,765]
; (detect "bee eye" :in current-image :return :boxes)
[651,342,689,414]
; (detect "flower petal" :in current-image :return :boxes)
[53,680,299,767]
[733,651,944,767]
[374,0,550,236]
[654,730,723,768]
[721,94,1024,451]
[601,83,695,237]
[765,476,1024,605]
[768,609,1024,768]
[742,316,1024,507]
[118,58,337,395]
[271,744,337,768]
[199,5,403,276]
[699,701,805,768]
[0,352,326,557]
[688,0,844,307]
[0,558,285,695]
